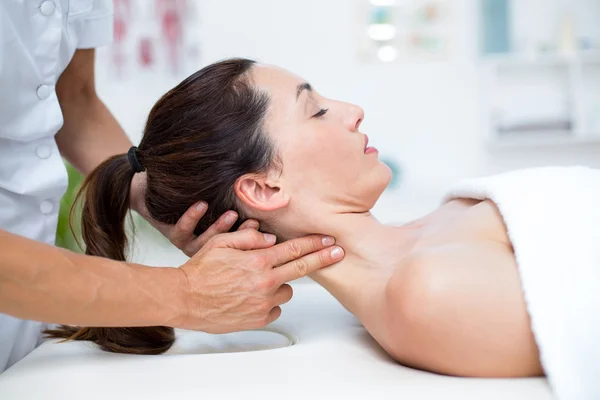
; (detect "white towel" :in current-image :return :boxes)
[442,166,600,400]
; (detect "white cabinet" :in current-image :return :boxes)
[478,0,600,149]
[481,53,600,149]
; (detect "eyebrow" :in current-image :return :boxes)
[296,82,312,101]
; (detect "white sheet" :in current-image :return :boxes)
[0,283,553,400]
[443,166,600,400]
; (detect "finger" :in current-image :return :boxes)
[272,284,293,307]
[262,235,336,267]
[170,202,207,248]
[191,211,239,250]
[209,228,277,251]
[238,219,260,231]
[265,306,282,326]
[272,246,344,284]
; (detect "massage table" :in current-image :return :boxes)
[0,281,554,399]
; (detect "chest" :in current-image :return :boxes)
[412,199,512,251]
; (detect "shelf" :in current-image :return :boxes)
[486,132,600,150]
[478,0,600,151]
[482,52,600,68]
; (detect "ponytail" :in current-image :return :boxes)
[81,154,134,261]
[44,154,176,355]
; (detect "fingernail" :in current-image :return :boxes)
[196,202,207,211]
[330,246,344,259]
[322,236,335,246]
[249,221,260,230]
[225,212,238,224]
[263,233,276,244]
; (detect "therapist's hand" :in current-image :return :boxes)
[173,229,344,333]
[129,172,251,257]
[151,201,255,257]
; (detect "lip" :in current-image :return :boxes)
[363,134,378,154]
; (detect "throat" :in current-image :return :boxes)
[307,212,418,315]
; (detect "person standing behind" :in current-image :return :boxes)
[0,0,343,373]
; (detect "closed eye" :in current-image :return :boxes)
[312,108,329,118]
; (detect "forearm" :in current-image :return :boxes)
[55,95,131,176]
[0,229,186,328]
[54,49,146,212]
[54,83,147,212]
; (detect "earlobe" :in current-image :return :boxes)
[235,175,289,212]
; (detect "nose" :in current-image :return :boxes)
[345,103,364,132]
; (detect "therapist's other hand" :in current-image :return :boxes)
[174,229,344,333]
[130,172,252,256]
[155,201,256,257]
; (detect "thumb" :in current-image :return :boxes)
[209,229,277,251]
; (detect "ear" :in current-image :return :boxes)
[234,173,290,212]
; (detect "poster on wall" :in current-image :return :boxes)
[97,0,202,80]
[356,0,456,63]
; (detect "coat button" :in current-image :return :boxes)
[40,200,54,215]
[40,1,56,16]
[36,144,52,159]
[36,85,50,100]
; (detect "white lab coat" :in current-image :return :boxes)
[0,0,113,373]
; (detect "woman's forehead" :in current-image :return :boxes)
[251,65,304,95]
[251,65,307,125]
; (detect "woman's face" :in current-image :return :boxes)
[250,65,392,214]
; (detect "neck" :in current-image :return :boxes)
[305,210,418,317]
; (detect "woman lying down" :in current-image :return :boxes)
[47,58,599,399]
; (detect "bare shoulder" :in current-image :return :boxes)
[389,236,517,302]
[384,235,540,377]
[470,199,512,246]
[410,198,512,250]
[387,197,517,305]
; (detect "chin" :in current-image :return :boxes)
[364,164,393,208]
[378,161,393,188]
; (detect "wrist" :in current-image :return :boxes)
[167,266,194,329]
[135,264,191,329]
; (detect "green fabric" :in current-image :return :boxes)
[55,162,84,252]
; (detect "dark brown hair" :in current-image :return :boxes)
[44,58,275,354]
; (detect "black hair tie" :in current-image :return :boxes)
[127,146,145,173]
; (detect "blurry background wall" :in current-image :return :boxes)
[94,0,600,221]
[59,0,600,262]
